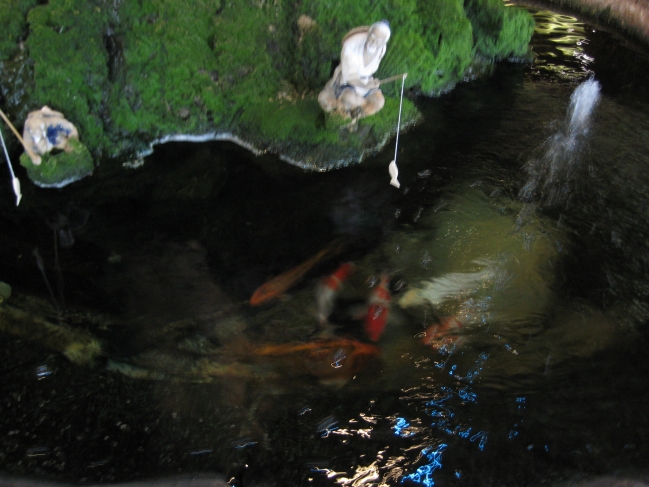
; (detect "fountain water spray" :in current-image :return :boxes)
[519,78,601,206]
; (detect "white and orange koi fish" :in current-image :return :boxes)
[364,274,392,342]
[316,262,356,325]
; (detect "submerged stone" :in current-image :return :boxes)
[0,281,11,304]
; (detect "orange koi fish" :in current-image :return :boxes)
[253,337,379,358]
[250,241,343,306]
[253,337,380,385]
[364,275,391,342]
[316,262,356,324]
[420,316,463,350]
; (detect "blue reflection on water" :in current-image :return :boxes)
[459,352,489,383]
[35,365,53,379]
[426,389,453,407]
[317,416,339,437]
[400,351,493,484]
[470,431,488,451]
[458,426,471,438]
[458,387,476,402]
[394,417,410,437]
[403,443,447,487]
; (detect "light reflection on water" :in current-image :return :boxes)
[312,347,496,486]
[301,66,645,484]
[529,10,594,81]
[1,6,649,487]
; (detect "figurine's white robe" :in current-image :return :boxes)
[336,32,387,97]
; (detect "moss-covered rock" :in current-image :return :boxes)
[26,1,113,157]
[20,138,94,188]
[0,0,534,186]
[465,0,536,60]
[0,0,38,62]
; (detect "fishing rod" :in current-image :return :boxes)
[0,107,39,163]
[379,73,408,85]
[388,73,407,188]
[0,126,22,206]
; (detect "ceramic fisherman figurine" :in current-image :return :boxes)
[23,106,79,166]
[318,20,391,123]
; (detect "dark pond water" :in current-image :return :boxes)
[1,6,649,487]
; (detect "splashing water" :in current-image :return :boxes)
[568,78,601,134]
[519,78,601,206]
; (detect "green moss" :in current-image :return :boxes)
[384,0,475,95]
[2,0,534,180]
[0,0,38,62]
[26,0,112,155]
[464,0,535,59]
[110,0,227,136]
[242,99,331,143]
[324,112,353,132]
[289,0,488,96]
[361,96,420,136]
[20,138,94,187]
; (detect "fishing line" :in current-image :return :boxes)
[389,73,407,188]
[0,126,22,205]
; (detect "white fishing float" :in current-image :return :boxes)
[389,73,407,188]
[0,126,21,206]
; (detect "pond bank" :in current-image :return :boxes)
[0,0,534,186]
[514,0,649,46]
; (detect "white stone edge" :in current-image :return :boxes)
[35,123,412,188]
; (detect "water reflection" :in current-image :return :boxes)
[529,10,594,81]
[2,7,649,487]
[298,72,631,485]
[520,78,601,206]
[306,345,497,486]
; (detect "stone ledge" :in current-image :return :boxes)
[513,0,649,47]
